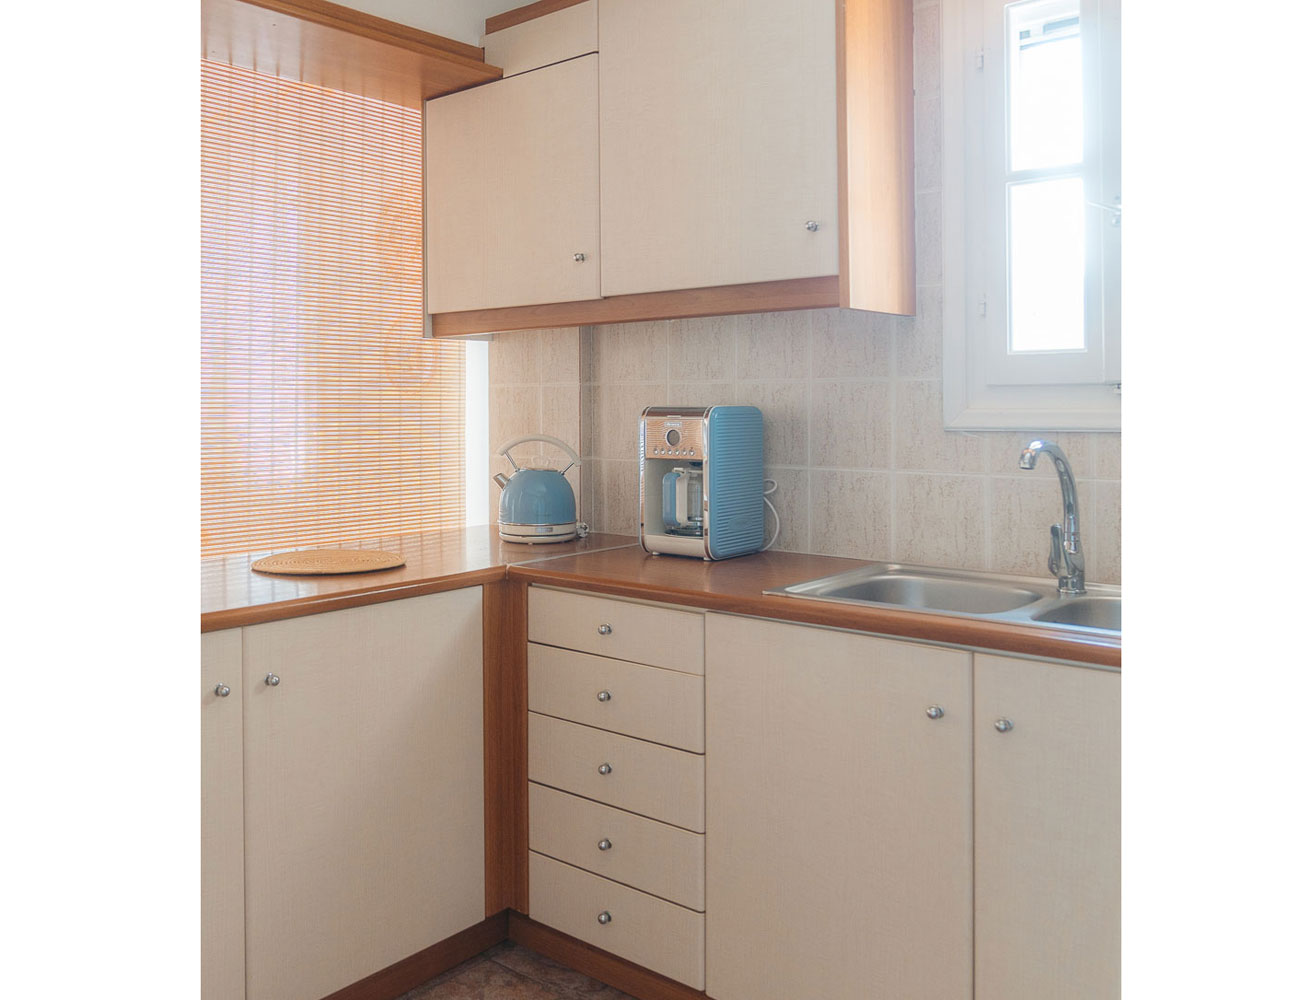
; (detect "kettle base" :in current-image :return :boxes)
[498,521,578,544]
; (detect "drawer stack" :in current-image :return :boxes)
[526,587,706,990]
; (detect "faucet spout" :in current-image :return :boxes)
[1019,439,1086,595]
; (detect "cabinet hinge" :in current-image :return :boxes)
[978,295,987,317]
[975,48,984,71]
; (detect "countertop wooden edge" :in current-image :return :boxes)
[507,565,1122,669]
[200,567,507,632]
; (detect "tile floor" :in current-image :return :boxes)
[397,941,633,1000]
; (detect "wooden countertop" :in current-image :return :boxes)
[200,527,636,632]
[201,529,1120,667]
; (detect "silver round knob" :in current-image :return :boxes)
[805,220,820,231]
[597,690,612,702]
[597,623,613,636]
[597,762,613,776]
[994,717,1014,733]
[598,838,612,851]
[925,705,944,720]
[214,684,231,698]
[265,673,280,687]
[573,252,587,262]
[597,911,612,925]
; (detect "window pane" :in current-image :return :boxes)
[1007,0,1082,171]
[1008,176,1084,352]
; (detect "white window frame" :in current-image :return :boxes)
[942,0,1121,430]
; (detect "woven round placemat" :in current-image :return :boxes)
[251,549,406,576]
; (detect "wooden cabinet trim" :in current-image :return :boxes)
[429,276,839,337]
[486,0,592,36]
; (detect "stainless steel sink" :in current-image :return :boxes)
[765,562,1120,637]
[1029,595,1121,631]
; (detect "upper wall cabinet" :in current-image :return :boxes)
[425,0,914,335]
[598,0,839,297]
[425,52,601,314]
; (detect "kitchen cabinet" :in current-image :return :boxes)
[705,613,973,1000]
[525,586,706,990]
[201,629,244,1000]
[240,589,485,1000]
[706,613,1120,1000]
[974,653,1120,999]
[598,0,838,297]
[425,0,914,336]
[424,53,600,314]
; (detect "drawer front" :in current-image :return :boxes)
[529,783,704,911]
[529,643,704,752]
[529,587,704,674]
[530,851,705,990]
[528,713,704,832]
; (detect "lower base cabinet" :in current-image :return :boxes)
[704,613,1120,1000]
[705,613,974,1000]
[203,588,486,1000]
[974,653,1120,999]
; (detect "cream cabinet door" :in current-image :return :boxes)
[705,614,973,1000]
[598,0,839,296]
[974,654,1120,1000]
[425,54,600,313]
[242,590,485,1000]
[202,629,244,1000]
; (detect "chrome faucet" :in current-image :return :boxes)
[1019,439,1086,595]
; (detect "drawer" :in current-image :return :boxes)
[528,713,704,832]
[529,642,704,752]
[529,587,704,674]
[529,783,704,911]
[530,851,704,990]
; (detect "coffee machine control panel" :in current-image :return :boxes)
[643,415,705,459]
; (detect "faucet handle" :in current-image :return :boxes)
[1048,524,1065,577]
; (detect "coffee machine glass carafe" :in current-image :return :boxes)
[662,467,703,536]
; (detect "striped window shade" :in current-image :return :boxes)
[201,59,465,557]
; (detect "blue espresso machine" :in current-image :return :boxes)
[639,406,765,560]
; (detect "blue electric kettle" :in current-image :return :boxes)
[492,435,584,544]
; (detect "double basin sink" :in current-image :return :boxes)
[766,563,1120,636]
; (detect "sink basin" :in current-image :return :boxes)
[796,570,1044,615]
[765,562,1120,636]
[1030,596,1121,631]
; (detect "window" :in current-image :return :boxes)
[942,0,1121,429]
[201,60,467,556]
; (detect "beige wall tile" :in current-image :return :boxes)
[895,473,986,570]
[489,385,539,453]
[1089,480,1121,585]
[588,458,640,536]
[915,190,942,286]
[895,285,943,379]
[989,475,1066,579]
[913,2,941,100]
[809,381,892,469]
[733,381,810,467]
[915,96,942,193]
[808,469,892,561]
[540,384,581,454]
[763,467,810,555]
[669,315,738,383]
[1094,433,1121,480]
[488,330,537,386]
[535,327,581,384]
[667,382,735,407]
[589,321,669,384]
[895,380,984,473]
[592,383,666,460]
[809,308,892,379]
[736,310,811,381]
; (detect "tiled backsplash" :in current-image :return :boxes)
[486,0,1120,584]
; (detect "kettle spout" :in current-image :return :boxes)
[492,473,510,491]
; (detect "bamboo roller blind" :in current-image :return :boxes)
[201,59,465,557]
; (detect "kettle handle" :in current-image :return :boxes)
[496,434,582,476]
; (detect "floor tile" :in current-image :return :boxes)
[397,943,633,1000]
